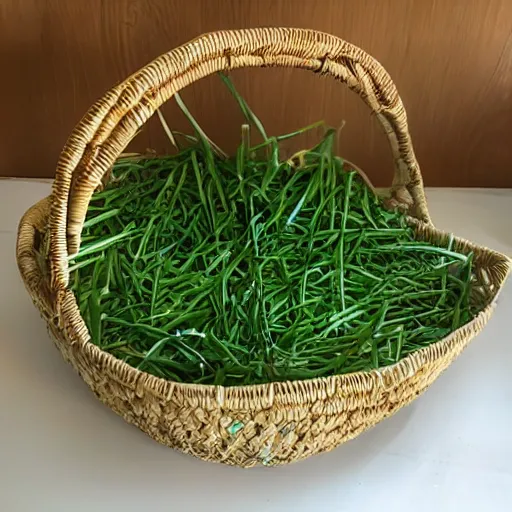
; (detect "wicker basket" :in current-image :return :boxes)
[17,28,510,467]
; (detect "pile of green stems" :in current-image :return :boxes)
[70,126,478,386]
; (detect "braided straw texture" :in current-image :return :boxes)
[16,28,511,467]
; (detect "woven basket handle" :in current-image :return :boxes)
[49,27,430,290]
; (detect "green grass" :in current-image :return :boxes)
[69,75,480,386]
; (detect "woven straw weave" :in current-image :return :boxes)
[17,28,510,467]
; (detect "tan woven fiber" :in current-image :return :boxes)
[17,28,510,467]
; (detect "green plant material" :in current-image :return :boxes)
[70,75,483,386]
[219,72,268,142]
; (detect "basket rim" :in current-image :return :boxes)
[17,196,511,406]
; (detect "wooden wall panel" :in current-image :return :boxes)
[0,0,511,187]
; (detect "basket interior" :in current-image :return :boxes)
[411,220,509,311]
[24,197,510,383]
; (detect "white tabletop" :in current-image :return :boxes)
[1,180,511,512]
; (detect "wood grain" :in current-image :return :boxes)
[1,0,511,186]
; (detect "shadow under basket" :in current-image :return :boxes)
[17,28,510,467]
